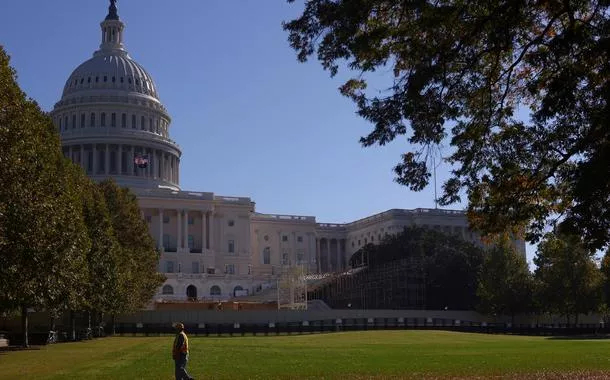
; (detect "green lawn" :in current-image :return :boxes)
[1,331,610,379]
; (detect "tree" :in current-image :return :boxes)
[0,46,89,346]
[98,180,164,319]
[75,172,122,337]
[284,1,610,250]
[599,248,610,322]
[534,232,603,324]
[477,237,534,323]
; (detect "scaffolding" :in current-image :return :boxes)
[277,265,307,310]
[309,257,426,310]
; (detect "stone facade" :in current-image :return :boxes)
[51,2,525,303]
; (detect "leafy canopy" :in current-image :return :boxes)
[284,0,609,250]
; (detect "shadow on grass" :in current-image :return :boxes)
[545,334,610,340]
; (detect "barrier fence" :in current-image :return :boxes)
[112,318,608,337]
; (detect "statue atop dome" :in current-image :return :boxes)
[105,0,119,21]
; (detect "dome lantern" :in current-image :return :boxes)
[97,0,125,56]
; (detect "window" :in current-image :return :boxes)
[282,252,289,265]
[95,76,99,83]
[111,113,116,127]
[228,240,235,253]
[163,234,170,250]
[227,220,234,227]
[132,114,136,129]
[72,114,76,129]
[210,285,221,296]
[358,240,361,246]
[192,262,199,274]
[264,235,269,241]
[112,76,116,83]
[188,216,194,225]
[141,116,145,130]
[103,75,107,82]
[101,112,106,127]
[121,113,126,128]
[296,250,304,264]
[263,247,271,264]
[188,235,194,249]
[145,215,151,223]
[162,285,173,295]
[80,113,85,128]
[297,236,303,243]
[371,236,374,242]
[225,264,235,275]
[364,238,368,244]
[64,116,68,130]
[149,118,153,132]
[351,241,355,247]
[163,215,170,224]
[282,235,288,242]
[166,261,174,273]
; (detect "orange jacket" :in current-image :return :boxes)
[172,331,188,359]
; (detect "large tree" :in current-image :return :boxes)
[284,0,609,250]
[534,232,603,324]
[98,180,164,317]
[0,47,89,346]
[477,237,534,322]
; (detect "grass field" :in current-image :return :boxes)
[1,331,610,379]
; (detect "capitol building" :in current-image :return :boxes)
[50,2,525,304]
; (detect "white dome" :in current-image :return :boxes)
[62,53,159,99]
[51,1,181,191]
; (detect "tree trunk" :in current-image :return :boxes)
[21,305,29,348]
[575,313,579,326]
[70,310,76,341]
[49,314,56,332]
[111,314,116,336]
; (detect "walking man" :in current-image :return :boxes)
[172,322,194,380]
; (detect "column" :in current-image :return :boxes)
[104,144,110,174]
[183,209,189,252]
[176,158,179,185]
[277,231,282,266]
[129,145,134,175]
[201,210,206,251]
[118,144,123,175]
[158,209,164,251]
[153,150,158,179]
[92,144,98,175]
[208,212,214,251]
[177,210,182,250]
[327,239,332,272]
[337,239,341,272]
[316,238,321,273]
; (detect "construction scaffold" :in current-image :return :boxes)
[277,265,307,310]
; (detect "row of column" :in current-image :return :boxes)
[157,209,214,252]
[66,143,179,184]
[316,238,346,273]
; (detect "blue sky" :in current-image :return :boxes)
[0,0,534,263]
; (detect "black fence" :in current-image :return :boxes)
[4,318,609,346]
[113,318,610,338]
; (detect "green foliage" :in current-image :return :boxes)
[534,232,604,322]
[284,0,610,250]
[0,46,90,345]
[98,180,164,312]
[477,237,534,318]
